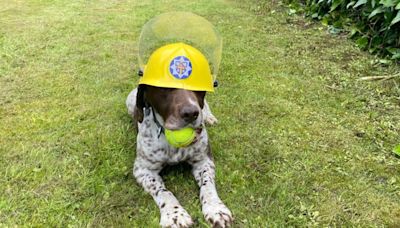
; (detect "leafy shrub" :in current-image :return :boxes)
[286,0,400,60]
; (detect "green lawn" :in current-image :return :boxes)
[1,0,400,227]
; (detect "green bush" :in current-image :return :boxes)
[287,0,400,60]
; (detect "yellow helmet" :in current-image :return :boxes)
[139,43,214,92]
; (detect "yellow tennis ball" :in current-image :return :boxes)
[164,127,196,148]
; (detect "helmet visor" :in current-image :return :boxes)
[138,12,222,82]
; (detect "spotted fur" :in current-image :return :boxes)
[126,88,232,228]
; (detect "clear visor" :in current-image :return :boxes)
[138,12,222,81]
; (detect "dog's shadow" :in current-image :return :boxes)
[159,162,194,183]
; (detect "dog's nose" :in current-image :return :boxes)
[180,106,199,123]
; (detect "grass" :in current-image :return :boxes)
[1,0,400,226]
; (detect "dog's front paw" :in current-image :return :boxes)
[160,205,193,228]
[203,201,233,228]
[205,114,218,125]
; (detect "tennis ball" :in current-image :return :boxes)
[164,127,196,148]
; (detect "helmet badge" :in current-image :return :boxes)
[169,56,192,79]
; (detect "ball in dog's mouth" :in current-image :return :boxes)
[164,127,203,148]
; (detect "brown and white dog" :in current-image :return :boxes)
[126,85,232,227]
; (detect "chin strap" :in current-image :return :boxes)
[144,103,164,138]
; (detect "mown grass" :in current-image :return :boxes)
[1,0,399,227]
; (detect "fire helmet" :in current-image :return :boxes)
[138,42,214,92]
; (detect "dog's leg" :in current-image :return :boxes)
[134,158,193,228]
[203,100,218,125]
[191,157,233,228]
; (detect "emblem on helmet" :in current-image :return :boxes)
[169,56,192,79]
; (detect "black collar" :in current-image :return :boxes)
[144,103,164,138]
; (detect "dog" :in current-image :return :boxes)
[126,85,233,227]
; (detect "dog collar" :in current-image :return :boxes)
[144,105,164,138]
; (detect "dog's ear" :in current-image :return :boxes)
[195,91,206,109]
[135,84,146,123]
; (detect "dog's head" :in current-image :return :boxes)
[136,85,205,130]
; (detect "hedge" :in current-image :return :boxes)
[286,0,400,61]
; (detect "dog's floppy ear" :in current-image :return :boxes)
[195,91,206,109]
[134,84,146,123]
